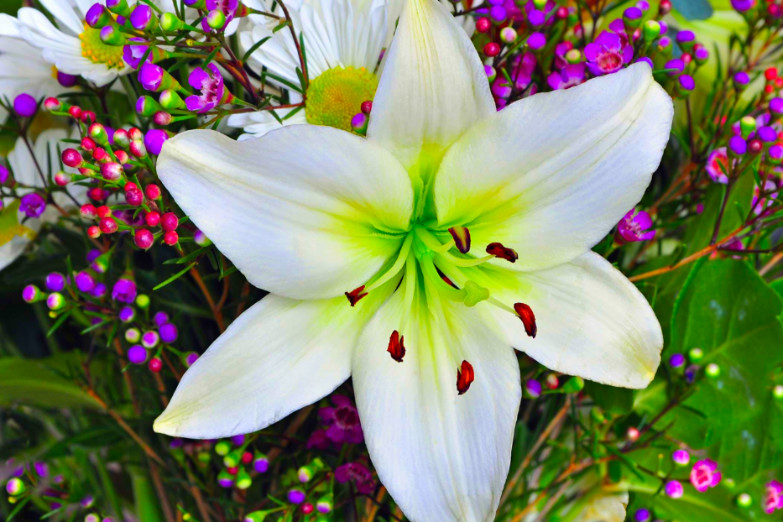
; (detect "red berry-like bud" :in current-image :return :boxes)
[153,111,172,126]
[99,217,118,234]
[476,17,491,33]
[148,357,163,372]
[483,42,501,57]
[78,167,92,176]
[681,53,692,64]
[62,148,83,168]
[97,205,111,218]
[301,503,314,515]
[81,137,97,152]
[241,451,253,464]
[124,181,138,191]
[227,466,239,475]
[43,97,61,111]
[81,111,96,124]
[129,140,147,158]
[80,204,97,219]
[659,0,672,15]
[749,138,763,154]
[87,225,101,238]
[54,171,70,186]
[101,162,123,181]
[161,212,179,231]
[113,128,130,149]
[134,229,154,249]
[360,100,373,114]
[88,187,108,201]
[163,231,179,245]
[93,148,110,163]
[145,211,161,227]
[766,85,775,94]
[765,67,778,81]
[68,105,82,119]
[125,188,144,206]
[145,184,161,200]
[129,127,143,141]
[556,6,568,18]
[114,149,130,164]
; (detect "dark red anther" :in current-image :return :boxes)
[448,226,471,254]
[514,302,537,338]
[345,285,368,306]
[456,360,474,395]
[486,242,518,263]
[387,330,406,362]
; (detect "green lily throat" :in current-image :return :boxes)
[344,220,535,395]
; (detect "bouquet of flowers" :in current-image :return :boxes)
[0,0,782,520]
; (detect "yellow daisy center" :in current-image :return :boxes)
[305,66,378,131]
[79,23,125,69]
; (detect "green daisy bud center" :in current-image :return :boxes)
[79,24,125,69]
[305,66,378,131]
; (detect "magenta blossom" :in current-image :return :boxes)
[186,63,232,113]
[690,459,721,492]
[585,31,633,75]
[547,63,586,90]
[335,461,376,495]
[320,394,363,444]
[764,481,783,514]
[19,193,46,218]
[752,179,778,216]
[616,208,655,243]
[201,0,239,31]
[706,147,731,183]
[123,38,152,69]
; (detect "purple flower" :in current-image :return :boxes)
[731,0,756,12]
[547,63,585,90]
[319,394,363,445]
[335,461,376,495]
[75,271,96,293]
[19,193,46,218]
[186,63,231,113]
[665,480,684,498]
[159,323,178,343]
[616,208,655,243]
[14,93,37,117]
[690,459,721,492]
[764,481,783,514]
[510,52,537,91]
[111,278,137,303]
[584,31,633,75]
[123,38,152,69]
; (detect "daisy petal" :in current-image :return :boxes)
[480,251,662,388]
[353,281,521,521]
[157,127,413,300]
[154,287,393,438]
[434,63,673,271]
[367,0,494,170]
[38,0,83,35]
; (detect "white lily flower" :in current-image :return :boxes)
[153,0,673,519]
[13,0,130,87]
[0,128,83,271]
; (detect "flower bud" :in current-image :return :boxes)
[13,93,37,118]
[101,162,123,182]
[138,63,181,92]
[62,149,83,168]
[161,12,186,31]
[47,292,66,311]
[107,0,131,16]
[43,97,62,112]
[136,95,163,117]
[236,468,252,490]
[642,20,661,41]
[733,71,750,90]
[134,229,154,249]
[159,89,186,110]
[206,10,227,30]
[130,5,158,31]
[100,25,126,46]
[86,3,112,28]
[22,284,43,303]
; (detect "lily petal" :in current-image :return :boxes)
[154,285,393,438]
[353,277,521,521]
[474,251,662,388]
[434,64,673,271]
[367,0,494,170]
[157,127,414,300]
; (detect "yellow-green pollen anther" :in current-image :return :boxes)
[79,23,125,69]
[305,66,378,132]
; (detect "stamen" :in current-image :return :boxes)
[456,360,474,395]
[486,242,519,263]
[514,302,537,338]
[387,330,406,362]
[448,226,471,254]
[345,285,367,306]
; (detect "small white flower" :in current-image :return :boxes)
[229,0,391,139]
[14,0,130,87]
[153,0,673,519]
[0,128,83,271]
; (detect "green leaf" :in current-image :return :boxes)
[0,356,101,410]
[672,0,713,20]
[584,381,635,414]
[663,259,783,481]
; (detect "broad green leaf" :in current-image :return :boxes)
[653,260,783,481]
[0,356,101,409]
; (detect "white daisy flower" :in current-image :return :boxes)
[228,0,391,139]
[0,14,73,111]
[0,128,83,272]
[14,0,129,87]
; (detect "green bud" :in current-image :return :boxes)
[565,48,582,64]
[590,407,606,423]
[533,0,547,8]
[100,25,126,46]
[236,468,252,490]
[740,116,757,139]
[244,511,268,522]
[135,294,150,309]
[125,327,141,343]
[643,20,661,41]
[137,95,163,117]
[736,492,752,508]
[224,449,242,468]
[500,27,517,44]
[688,347,704,362]
[773,384,783,399]
[215,440,231,456]
[161,12,186,32]
[206,10,227,30]
[705,362,720,378]
[562,376,585,393]
[107,0,131,16]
